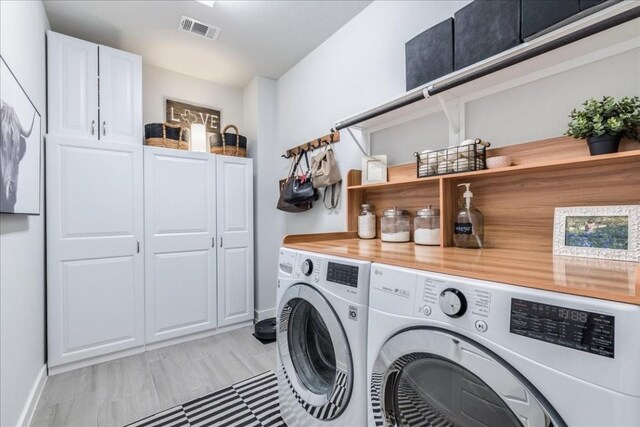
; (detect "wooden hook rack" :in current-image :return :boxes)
[282,131,340,159]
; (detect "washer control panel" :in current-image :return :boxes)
[415,274,492,332]
[326,262,359,288]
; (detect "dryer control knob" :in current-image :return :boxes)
[439,288,467,318]
[301,259,314,276]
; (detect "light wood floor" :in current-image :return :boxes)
[31,326,277,427]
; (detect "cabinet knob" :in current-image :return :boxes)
[91,120,95,135]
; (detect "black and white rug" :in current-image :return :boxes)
[127,370,286,427]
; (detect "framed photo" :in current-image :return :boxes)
[361,155,388,184]
[553,205,639,262]
[0,56,42,215]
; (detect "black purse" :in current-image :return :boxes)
[283,152,319,205]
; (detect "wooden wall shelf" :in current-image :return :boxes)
[346,136,640,250]
[348,138,640,190]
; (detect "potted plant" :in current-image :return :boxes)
[566,96,640,155]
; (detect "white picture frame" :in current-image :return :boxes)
[361,155,387,184]
[553,205,639,262]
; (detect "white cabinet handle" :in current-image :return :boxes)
[220,237,223,247]
[137,240,140,253]
[212,237,215,248]
[103,121,106,136]
[91,120,95,135]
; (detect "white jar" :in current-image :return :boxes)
[414,206,440,246]
[358,204,376,239]
[381,208,410,243]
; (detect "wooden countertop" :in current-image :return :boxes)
[283,233,640,305]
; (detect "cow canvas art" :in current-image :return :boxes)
[0,56,41,214]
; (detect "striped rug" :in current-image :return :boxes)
[127,370,286,427]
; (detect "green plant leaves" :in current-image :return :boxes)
[565,96,640,140]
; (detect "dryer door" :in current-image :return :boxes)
[371,328,565,427]
[277,283,353,420]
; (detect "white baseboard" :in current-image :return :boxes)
[254,307,276,321]
[48,346,145,376]
[18,364,47,427]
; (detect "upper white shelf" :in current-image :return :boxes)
[335,1,640,133]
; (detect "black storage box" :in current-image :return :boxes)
[521,0,580,40]
[454,0,521,70]
[405,18,454,91]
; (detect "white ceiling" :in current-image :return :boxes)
[43,0,372,88]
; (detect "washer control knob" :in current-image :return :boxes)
[439,288,467,318]
[301,259,314,276]
[423,305,432,316]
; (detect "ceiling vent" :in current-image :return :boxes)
[179,15,221,41]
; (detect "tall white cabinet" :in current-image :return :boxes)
[144,149,255,343]
[47,31,254,374]
[46,137,145,368]
[144,148,217,343]
[217,155,254,327]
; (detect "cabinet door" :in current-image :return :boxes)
[47,31,98,139]
[144,147,217,343]
[99,46,142,144]
[46,136,144,367]
[216,156,254,327]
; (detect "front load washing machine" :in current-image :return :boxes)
[276,248,371,426]
[367,263,640,427]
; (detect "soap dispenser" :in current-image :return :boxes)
[453,183,484,249]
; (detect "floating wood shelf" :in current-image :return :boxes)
[282,234,640,305]
[348,139,640,190]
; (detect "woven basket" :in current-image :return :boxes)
[145,123,188,150]
[210,124,247,157]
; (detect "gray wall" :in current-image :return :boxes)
[0,1,50,425]
[143,64,244,140]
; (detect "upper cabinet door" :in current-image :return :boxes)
[47,31,98,139]
[216,156,254,327]
[99,45,142,144]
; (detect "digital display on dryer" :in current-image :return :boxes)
[510,298,614,358]
[327,262,359,288]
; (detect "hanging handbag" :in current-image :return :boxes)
[277,155,313,212]
[283,151,319,205]
[277,178,312,212]
[311,144,342,210]
[311,144,341,188]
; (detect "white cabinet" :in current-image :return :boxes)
[216,156,254,327]
[99,45,142,144]
[46,136,144,369]
[47,31,98,139]
[47,31,142,144]
[144,147,217,343]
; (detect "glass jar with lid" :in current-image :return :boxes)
[381,207,410,243]
[358,204,376,239]
[414,205,440,246]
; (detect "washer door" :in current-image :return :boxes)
[277,283,353,420]
[371,328,566,427]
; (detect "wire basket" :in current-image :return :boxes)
[414,139,490,178]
